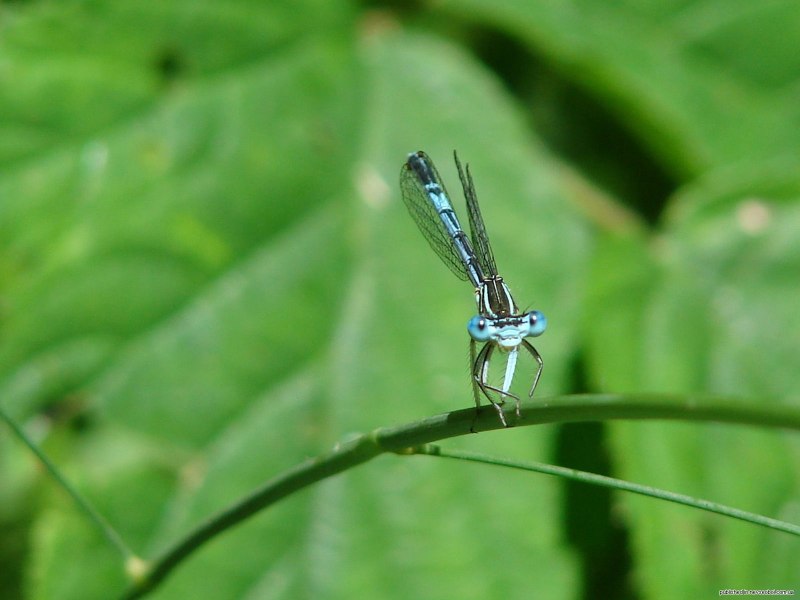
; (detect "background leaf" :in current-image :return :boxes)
[1,1,798,599]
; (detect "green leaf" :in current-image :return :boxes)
[1,5,585,600]
[446,0,800,176]
[3,1,799,599]
[588,162,800,596]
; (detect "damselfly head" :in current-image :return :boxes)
[467,310,546,348]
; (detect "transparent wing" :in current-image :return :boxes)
[400,152,470,281]
[455,152,498,277]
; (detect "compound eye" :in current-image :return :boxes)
[467,315,492,341]
[526,310,547,337]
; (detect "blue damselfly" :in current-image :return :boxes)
[400,151,546,427]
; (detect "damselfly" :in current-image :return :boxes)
[400,150,546,427]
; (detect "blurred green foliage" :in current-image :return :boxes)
[1,0,798,598]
